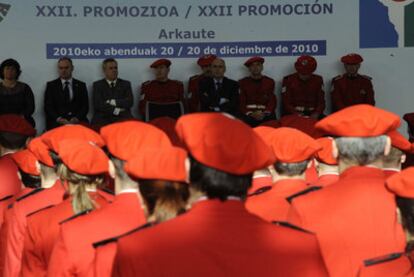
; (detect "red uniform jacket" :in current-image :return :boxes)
[247,175,273,195]
[288,166,406,277]
[238,76,276,116]
[1,181,66,277]
[313,173,339,187]
[246,179,309,222]
[358,251,414,277]
[282,73,325,116]
[139,79,184,116]
[0,188,33,231]
[305,160,319,184]
[331,74,375,112]
[20,191,114,277]
[112,199,329,277]
[0,154,21,199]
[47,192,146,277]
[187,74,207,113]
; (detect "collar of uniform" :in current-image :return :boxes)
[155,79,169,84]
[319,171,339,176]
[119,188,139,194]
[195,196,242,203]
[1,150,15,157]
[191,198,246,214]
[340,166,385,181]
[382,168,400,173]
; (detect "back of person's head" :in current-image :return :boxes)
[58,163,105,214]
[189,156,252,201]
[274,160,309,177]
[383,146,405,168]
[0,131,28,151]
[138,179,189,222]
[334,135,388,166]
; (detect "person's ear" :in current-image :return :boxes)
[401,154,407,164]
[108,160,116,179]
[332,140,339,159]
[184,158,190,184]
[384,136,391,156]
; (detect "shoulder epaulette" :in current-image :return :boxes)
[361,74,372,80]
[332,75,342,82]
[171,79,183,85]
[364,253,403,267]
[92,222,156,249]
[27,205,55,217]
[272,221,313,234]
[189,74,200,81]
[248,186,272,197]
[100,187,115,196]
[0,195,13,202]
[59,209,92,225]
[142,80,152,87]
[286,186,322,203]
[16,188,44,202]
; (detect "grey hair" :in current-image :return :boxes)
[274,160,309,176]
[335,135,388,165]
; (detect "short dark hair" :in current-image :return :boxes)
[102,58,117,67]
[18,169,41,189]
[189,156,252,201]
[58,57,73,66]
[274,160,309,176]
[396,196,414,239]
[0,59,22,80]
[138,179,189,222]
[0,131,28,150]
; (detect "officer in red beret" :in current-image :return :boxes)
[282,55,325,119]
[288,105,406,277]
[359,168,414,277]
[139,59,185,121]
[187,55,216,113]
[331,53,375,112]
[239,56,277,127]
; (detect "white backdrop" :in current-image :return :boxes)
[0,0,413,133]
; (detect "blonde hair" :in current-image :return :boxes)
[57,164,105,214]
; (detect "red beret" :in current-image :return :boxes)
[386,167,414,198]
[124,146,187,183]
[150,59,171,68]
[11,149,40,176]
[27,137,54,167]
[388,130,411,152]
[244,56,265,67]
[280,115,324,139]
[259,120,281,128]
[260,127,321,163]
[315,137,337,165]
[295,55,317,75]
[42,125,105,153]
[57,139,109,175]
[197,55,217,67]
[149,117,183,147]
[403,113,414,130]
[254,126,275,141]
[341,53,364,65]
[316,105,400,137]
[176,113,275,175]
[0,114,36,136]
[100,121,171,161]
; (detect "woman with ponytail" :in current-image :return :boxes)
[20,139,113,277]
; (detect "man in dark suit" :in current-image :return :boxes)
[91,58,133,127]
[199,58,240,117]
[44,57,89,130]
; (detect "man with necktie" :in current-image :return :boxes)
[44,57,89,130]
[198,58,240,117]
